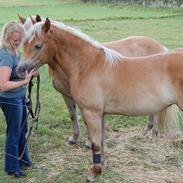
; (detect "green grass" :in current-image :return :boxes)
[69,16,183,48]
[0,0,183,25]
[0,1,183,182]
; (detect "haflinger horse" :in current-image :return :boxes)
[18,15,180,146]
[17,18,183,182]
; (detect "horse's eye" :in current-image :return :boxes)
[35,44,43,49]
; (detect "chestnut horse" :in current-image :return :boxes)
[17,18,183,182]
[18,15,180,146]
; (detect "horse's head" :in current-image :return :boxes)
[17,18,54,77]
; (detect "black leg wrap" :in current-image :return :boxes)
[93,154,101,164]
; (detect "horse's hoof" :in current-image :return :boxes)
[145,129,153,139]
[101,158,105,166]
[84,140,91,149]
[86,164,102,183]
[142,130,148,136]
[86,172,95,183]
[143,126,152,135]
[86,177,94,183]
[68,135,79,145]
[68,140,77,145]
[145,129,159,143]
[84,143,91,149]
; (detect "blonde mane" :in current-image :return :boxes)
[25,20,122,65]
[23,16,36,31]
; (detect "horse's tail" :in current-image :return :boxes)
[159,104,181,135]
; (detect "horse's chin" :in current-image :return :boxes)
[16,63,35,79]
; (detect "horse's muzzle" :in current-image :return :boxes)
[16,63,35,78]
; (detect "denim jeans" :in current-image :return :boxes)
[0,96,31,173]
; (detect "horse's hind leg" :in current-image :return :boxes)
[144,114,154,132]
[145,105,180,138]
[148,112,161,140]
[62,95,80,144]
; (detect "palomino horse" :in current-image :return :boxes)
[17,18,183,182]
[18,15,180,146]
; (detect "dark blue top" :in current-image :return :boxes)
[0,48,26,98]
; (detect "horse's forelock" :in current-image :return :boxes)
[23,16,36,31]
[25,22,44,43]
[24,16,45,31]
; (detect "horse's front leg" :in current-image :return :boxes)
[84,124,92,149]
[81,109,103,183]
[101,115,105,164]
[84,115,104,156]
[62,95,80,144]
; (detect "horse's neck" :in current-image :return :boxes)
[52,28,104,79]
[48,63,70,93]
[48,61,68,83]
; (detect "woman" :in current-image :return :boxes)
[0,21,37,177]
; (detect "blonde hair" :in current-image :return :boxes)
[0,21,24,54]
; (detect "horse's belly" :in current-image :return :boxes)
[105,104,160,115]
[104,95,173,116]
[103,80,175,115]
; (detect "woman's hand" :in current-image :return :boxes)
[0,67,38,92]
[24,69,39,84]
[32,70,39,77]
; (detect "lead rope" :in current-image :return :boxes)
[18,75,41,160]
[25,74,41,123]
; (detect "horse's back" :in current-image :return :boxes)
[103,36,167,57]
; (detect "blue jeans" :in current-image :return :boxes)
[0,96,31,173]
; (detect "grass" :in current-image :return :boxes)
[0,0,183,182]
[69,17,183,49]
[0,1,183,24]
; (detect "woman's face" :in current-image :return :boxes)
[10,32,21,51]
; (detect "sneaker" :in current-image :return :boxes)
[7,170,26,178]
[20,161,33,167]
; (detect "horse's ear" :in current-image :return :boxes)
[30,16,36,24]
[18,14,26,24]
[42,18,50,33]
[36,14,42,22]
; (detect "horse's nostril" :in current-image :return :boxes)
[16,65,27,78]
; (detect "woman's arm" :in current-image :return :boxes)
[0,66,36,92]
